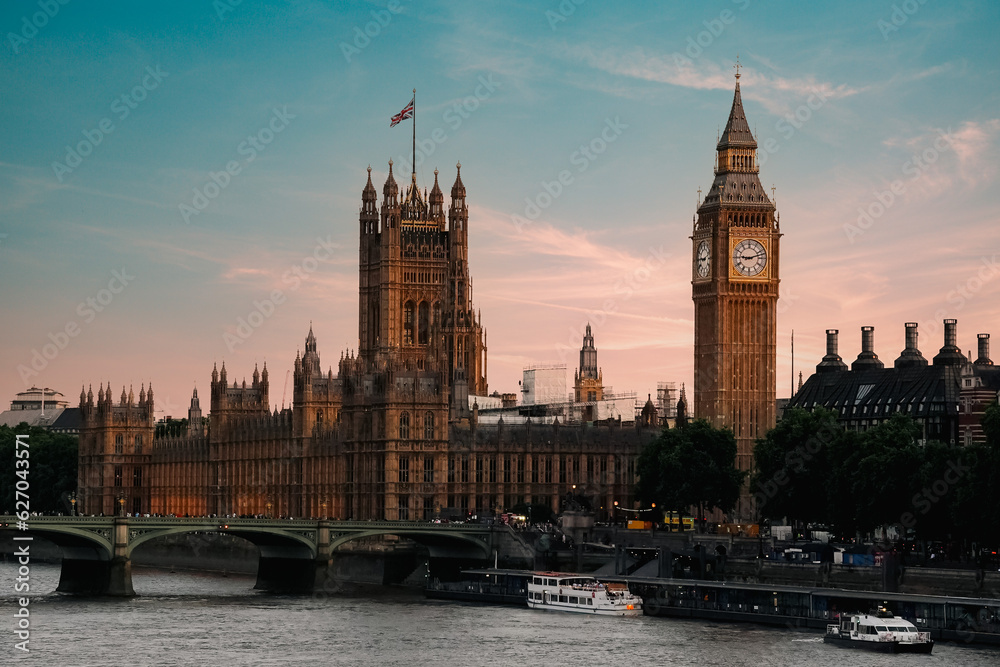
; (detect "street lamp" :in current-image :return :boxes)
[69,492,77,517]
[265,501,273,519]
[613,500,618,525]
[320,501,328,520]
[117,494,127,517]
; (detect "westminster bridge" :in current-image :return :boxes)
[0,516,505,596]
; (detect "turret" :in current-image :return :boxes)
[429,168,445,227]
[676,383,688,428]
[449,162,468,243]
[381,160,401,249]
[361,165,378,235]
[640,393,657,427]
[188,386,204,436]
[579,323,599,380]
[382,159,399,207]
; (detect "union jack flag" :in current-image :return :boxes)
[390,97,414,127]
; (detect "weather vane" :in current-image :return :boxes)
[734,54,741,79]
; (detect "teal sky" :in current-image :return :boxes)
[2,0,998,415]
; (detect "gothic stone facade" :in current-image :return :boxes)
[692,74,781,471]
[77,164,653,519]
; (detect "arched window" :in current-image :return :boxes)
[432,301,441,327]
[114,433,124,454]
[134,434,143,454]
[423,412,435,440]
[399,412,410,439]
[418,301,429,345]
[403,301,415,345]
[317,409,324,424]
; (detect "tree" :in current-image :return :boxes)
[155,417,188,438]
[751,407,841,528]
[848,415,924,535]
[0,424,78,515]
[954,402,1000,549]
[636,419,745,530]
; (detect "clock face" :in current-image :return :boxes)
[732,238,767,277]
[696,240,711,278]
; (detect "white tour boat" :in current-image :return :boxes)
[824,609,934,654]
[527,572,642,616]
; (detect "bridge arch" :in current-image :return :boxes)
[329,527,491,560]
[127,525,317,559]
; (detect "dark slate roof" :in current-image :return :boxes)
[717,82,756,149]
[49,407,82,432]
[788,364,962,421]
[697,82,773,212]
[0,407,63,428]
[700,171,773,209]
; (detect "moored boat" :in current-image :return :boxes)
[824,608,933,654]
[527,572,642,616]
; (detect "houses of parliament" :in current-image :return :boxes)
[75,75,779,521]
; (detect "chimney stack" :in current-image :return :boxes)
[975,333,993,366]
[894,322,928,369]
[817,329,848,373]
[852,325,884,371]
[933,318,966,366]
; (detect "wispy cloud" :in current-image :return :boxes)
[881,119,1000,194]
[557,44,862,115]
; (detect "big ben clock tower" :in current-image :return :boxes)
[692,63,780,479]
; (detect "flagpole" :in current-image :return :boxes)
[411,87,416,178]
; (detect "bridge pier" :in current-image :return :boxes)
[56,519,135,596]
[252,523,330,593]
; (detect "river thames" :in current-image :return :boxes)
[2,562,998,666]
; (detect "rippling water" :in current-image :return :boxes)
[1,562,997,666]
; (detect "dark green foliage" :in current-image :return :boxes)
[155,417,188,438]
[0,424,78,515]
[751,407,840,526]
[953,403,1000,546]
[636,419,746,527]
[846,415,924,534]
[752,408,1000,548]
